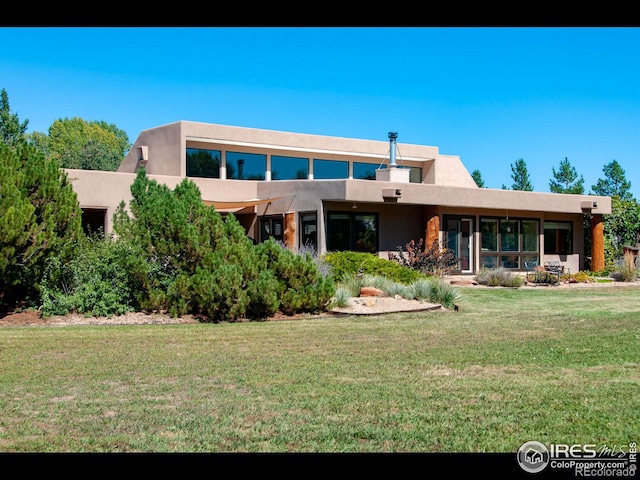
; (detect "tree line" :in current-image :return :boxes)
[471,154,640,270]
[471,156,633,200]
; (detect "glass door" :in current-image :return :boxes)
[446,218,473,273]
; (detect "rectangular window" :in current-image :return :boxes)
[481,219,498,251]
[300,212,317,251]
[522,219,539,252]
[327,211,378,253]
[480,217,540,269]
[313,159,349,179]
[409,166,423,183]
[544,221,573,254]
[226,152,266,180]
[353,162,378,180]
[500,219,519,251]
[481,256,498,269]
[259,216,283,243]
[186,148,221,178]
[271,155,308,180]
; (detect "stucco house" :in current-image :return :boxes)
[66,121,611,274]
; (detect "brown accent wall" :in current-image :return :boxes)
[424,206,440,248]
[590,214,605,272]
[284,212,296,251]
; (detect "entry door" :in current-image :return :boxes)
[446,218,473,273]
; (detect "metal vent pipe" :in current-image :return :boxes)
[388,132,398,167]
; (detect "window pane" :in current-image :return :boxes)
[260,217,283,243]
[327,213,351,251]
[226,152,265,180]
[481,219,498,251]
[271,155,308,180]
[481,256,498,269]
[186,148,221,178]
[522,220,539,252]
[353,162,378,180]
[409,166,422,183]
[354,214,377,252]
[500,220,519,251]
[300,212,317,251]
[544,221,573,254]
[327,212,378,252]
[313,159,348,179]
[500,255,519,269]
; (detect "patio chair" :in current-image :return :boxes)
[524,261,538,283]
[545,261,563,284]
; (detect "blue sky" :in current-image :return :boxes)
[2,26,639,198]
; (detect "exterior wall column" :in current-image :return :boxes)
[424,206,440,249]
[284,212,296,251]
[590,214,605,272]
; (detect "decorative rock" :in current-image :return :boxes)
[360,287,385,297]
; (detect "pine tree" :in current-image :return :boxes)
[509,159,533,191]
[549,157,585,194]
[0,143,83,306]
[471,169,486,188]
[0,88,29,147]
[591,159,633,201]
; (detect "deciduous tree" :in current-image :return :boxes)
[29,117,130,171]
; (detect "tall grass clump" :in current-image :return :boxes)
[408,278,434,302]
[475,267,525,287]
[427,278,461,309]
[329,286,352,308]
[611,250,639,282]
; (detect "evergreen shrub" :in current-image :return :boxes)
[323,251,424,284]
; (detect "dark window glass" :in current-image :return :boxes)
[480,217,540,269]
[227,152,265,180]
[353,162,378,180]
[259,216,283,243]
[300,212,317,251]
[481,219,498,251]
[544,221,573,254]
[327,212,378,252]
[500,220,519,252]
[313,159,349,179]
[522,220,539,252]
[409,166,423,183]
[186,148,221,178]
[271,155,308,180]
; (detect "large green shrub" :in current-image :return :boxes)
[323,251,425,284]
[0,143,83,307]
[256,238,335,315]
[40,234,142,317]
[112,170,333,321]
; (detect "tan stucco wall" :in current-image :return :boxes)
[70,120,612,274]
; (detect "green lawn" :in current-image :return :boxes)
[1,286,638,453]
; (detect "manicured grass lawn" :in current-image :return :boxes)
[1,286,638,453]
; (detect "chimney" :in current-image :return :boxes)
[375,131,410,183]
[388,132,398,168]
